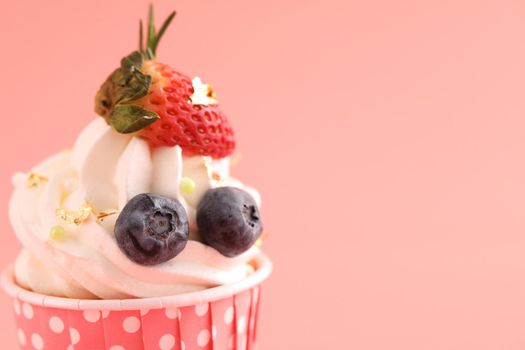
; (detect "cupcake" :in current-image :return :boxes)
[2,6,271,350]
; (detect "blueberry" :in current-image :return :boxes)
[197,187,263,257]
[115,193,189,265]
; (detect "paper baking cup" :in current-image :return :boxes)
[1,253,272,350]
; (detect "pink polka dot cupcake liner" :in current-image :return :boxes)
[1,253,272,350]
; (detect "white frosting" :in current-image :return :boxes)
[11,118,261,299]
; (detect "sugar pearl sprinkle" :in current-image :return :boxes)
[49,225,66,241]
[63,178,79,193]
[180,177,196,195]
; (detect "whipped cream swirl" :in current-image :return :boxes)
[10,119,261,299]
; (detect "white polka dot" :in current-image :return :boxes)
[69,328,80,344]
[63,178,78,193]
[14,299,21,315]
[165,307,178,319]
[197,329,211,347]
[195,303,209,317]
[49,316,64,333]
[159,334,175,350]
[212,325,217,340]
[17,329,26,346]
[102,310,111,319]
[67,346,74,350]
[239,335,247,350]
[83,310,101,323]
[237,316,247,334]
[22,303,34,319]
[140,309,150,316]
[224,306,234,324]
[181,341,186,350]
[110,346,125,350]
[31,333,44,350]
[123,316,141,333]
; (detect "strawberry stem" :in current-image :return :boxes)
[139,19,144,53]
[139,4,176,59]
[147,4,155,53]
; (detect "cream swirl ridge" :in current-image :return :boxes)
[10,118,261,299]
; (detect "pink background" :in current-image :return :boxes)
[1,0,525,349]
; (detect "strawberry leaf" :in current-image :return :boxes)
[120,50,143,69]
[95,51,151,118]
[114,68,151,103]
[147,4,156,58]
[139,19,144,53]
[109,104,160,134]
[152,11,176,55]
[137,5,176,58]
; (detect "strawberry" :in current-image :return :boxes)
[94,6,235,158]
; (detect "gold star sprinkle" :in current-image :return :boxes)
[189,77,218,106]
[56,203,94,225]
[26,172,48,189]
[211,172,222,181]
